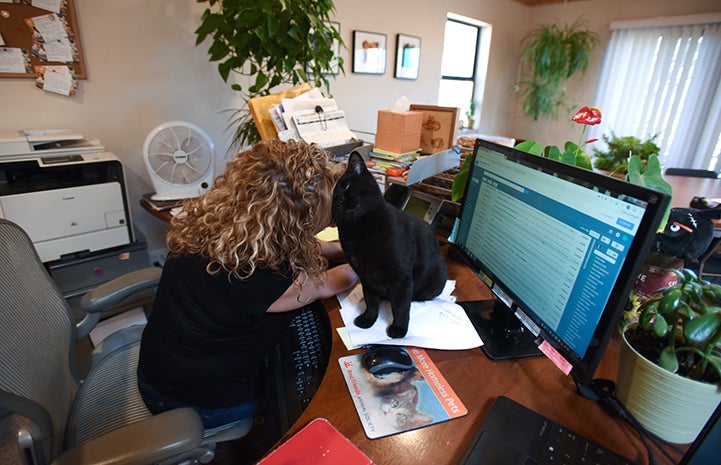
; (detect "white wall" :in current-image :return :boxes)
[0,0,718,254]
[331,0,528,139]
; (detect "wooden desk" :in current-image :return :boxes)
[665,174,721,208]
[289,244,678,465]
[140,197,175,223]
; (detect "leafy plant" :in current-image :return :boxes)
[630,269,721,384]
[515,18,599,120]
[452,105,601,202]
[593,132,661,175]
[195,0,344,147]
[626,153,673,230]
[465,99,477,123]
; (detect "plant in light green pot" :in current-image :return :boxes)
[617,268,721,444]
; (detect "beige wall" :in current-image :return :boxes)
[0,0,718,253]
[509,0,721,146]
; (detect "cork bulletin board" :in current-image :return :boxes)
[0,0,86,79]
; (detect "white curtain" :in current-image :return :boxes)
[591,19,721,170]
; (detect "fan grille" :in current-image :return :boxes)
[146,126,213,185]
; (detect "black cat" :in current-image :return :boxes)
[332,151,448,338]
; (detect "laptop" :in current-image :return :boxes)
[458,396,721,465]
[679,396,721,465]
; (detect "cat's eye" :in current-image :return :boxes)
[390,399,400,407]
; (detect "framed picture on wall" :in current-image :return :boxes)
[394,33,421,80]
[352,30,387,75]
[409,104,459,154]
[306,21,341,75]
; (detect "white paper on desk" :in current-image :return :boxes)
[338,281,483,350]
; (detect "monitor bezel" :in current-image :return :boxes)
[453,138,671,386]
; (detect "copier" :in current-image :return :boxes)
[0,130,134,263]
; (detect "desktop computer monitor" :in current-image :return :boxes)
[451,139,670,388]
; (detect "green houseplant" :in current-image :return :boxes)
[617,269,721,443]
[515,18,600,120]
[593,132,661,175]
[465,99,477,129]
[195,0,344,147]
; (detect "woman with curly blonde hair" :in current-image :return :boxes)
[138,140,358,429]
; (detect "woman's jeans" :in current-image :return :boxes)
[137,367,261,429]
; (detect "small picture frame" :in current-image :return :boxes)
[306,21,341,75]
[352,30,387,75]
[409,104,460,154]
[394,34,421,80]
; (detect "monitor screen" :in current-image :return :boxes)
[451,139,670,387]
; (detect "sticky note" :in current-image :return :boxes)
[539,340,572,375]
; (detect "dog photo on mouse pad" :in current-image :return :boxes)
[332,151,447,338]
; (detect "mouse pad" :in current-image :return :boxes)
[339,347,467,439]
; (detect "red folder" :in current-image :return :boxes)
[257,418,374,464]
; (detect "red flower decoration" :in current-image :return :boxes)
[571,106,602,126]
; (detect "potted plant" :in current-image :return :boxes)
[465,100,477,129]
[593,132,661,175]
[195,0,344,147]
[515,18,600,120]
[617,268,721,443]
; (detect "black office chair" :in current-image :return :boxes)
[0,219,252,465]
[692,237,721,282]
[665,167,719,178]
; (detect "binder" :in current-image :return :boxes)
[257,418,374,464]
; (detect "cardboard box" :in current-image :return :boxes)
[375,110,423,154]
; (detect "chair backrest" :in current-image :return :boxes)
[0,219,79,460]
[665,168,719,178]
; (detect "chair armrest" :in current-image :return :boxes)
[50,408,204,465]
[80,267,162,313]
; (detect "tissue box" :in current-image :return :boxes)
[375,110,424,154]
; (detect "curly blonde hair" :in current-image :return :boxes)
[167,139,342,281]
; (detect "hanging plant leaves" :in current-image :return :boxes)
[516,17,599,120]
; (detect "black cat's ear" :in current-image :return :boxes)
[348,151,366,175]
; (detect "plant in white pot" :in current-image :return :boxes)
[618,268,721,444]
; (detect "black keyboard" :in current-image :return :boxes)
[264,302,332,440]
[533,422,634,465]
[458,396,636,465]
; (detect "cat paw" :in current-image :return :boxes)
[354,314,377,329]
[387,325,408,339]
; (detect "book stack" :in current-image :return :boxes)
[369,147,420,162]
[141,193,183,212]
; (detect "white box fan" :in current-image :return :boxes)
[143,121,216,200]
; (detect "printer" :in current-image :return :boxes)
[0,130,133,263]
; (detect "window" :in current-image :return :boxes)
[438,15,486,129]
[591,15,721,171]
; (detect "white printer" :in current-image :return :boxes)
[0,130,133,263]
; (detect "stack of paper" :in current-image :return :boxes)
[273,88,357,148]
[337,281,483,350]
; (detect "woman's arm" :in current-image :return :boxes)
[266,263,359,313]
[319,240,346,265]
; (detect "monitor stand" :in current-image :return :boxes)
[459,300,542,360]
